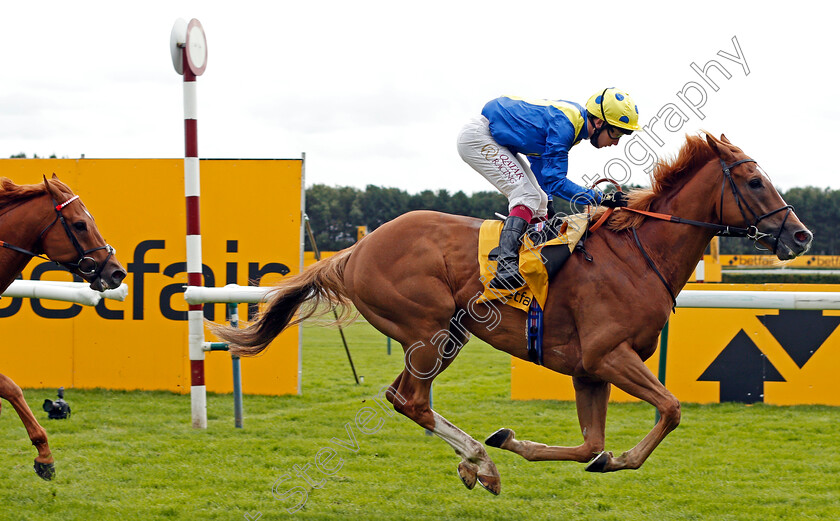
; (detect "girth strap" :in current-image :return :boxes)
[526,298,544,365]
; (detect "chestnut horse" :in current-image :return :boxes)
[0,175,126,480]
[211,133,812,495]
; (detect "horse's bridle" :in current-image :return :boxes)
[596,157,795,310]
[717,158,793,255]
[0,194,115,280]
[612,157,794,250]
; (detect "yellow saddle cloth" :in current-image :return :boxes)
[476,214,589,312]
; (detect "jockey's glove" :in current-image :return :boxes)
[600,191,629,208]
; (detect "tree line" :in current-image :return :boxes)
[305,184,839,255]
[304,185,509,251]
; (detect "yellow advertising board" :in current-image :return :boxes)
[0,158,303,396]
[719,255,840,268]
[303,251,339,268]
[512,283,840,405]
[687,254,722,283]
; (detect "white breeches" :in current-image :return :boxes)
[457,116,548,218]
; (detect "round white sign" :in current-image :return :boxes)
[185,19,208,76]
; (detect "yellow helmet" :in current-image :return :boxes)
[585,87,641,131]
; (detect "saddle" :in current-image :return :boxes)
[476,213,589,312]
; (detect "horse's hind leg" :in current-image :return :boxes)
[425,326,488,492]
[486,376,610,464]
[383,322,499,495]
[345,235,497,492]
[386,363,501,495]
[0,373,55,480]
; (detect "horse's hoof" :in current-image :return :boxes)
[457,461,477,490]
[585,451,611,473]
[477,474,501,496]
[484,428,513,449]
[34,460,55,481]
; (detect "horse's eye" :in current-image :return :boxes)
[73,221,87,232]
[748,178,763,189]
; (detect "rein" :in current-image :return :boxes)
[595,157,794,312]
[0,194,114,280]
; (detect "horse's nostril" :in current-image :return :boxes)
[112,270,127,283]
[794,230,812,244]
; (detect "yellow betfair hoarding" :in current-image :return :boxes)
[0,158,302,396]
[303,251,339,268]
[512,283,840,405]
[719,255,840,268]
[686,254,722,282]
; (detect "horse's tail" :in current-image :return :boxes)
[209,247,355,357]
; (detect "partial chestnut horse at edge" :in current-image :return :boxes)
[211,133,812,495]
[0,175,126,480]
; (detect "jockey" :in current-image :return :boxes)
[457,87,640,290]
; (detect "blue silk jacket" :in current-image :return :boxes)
[482,96,601,204]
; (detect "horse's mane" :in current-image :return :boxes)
[0,177,72,210]
[596,133,719,231]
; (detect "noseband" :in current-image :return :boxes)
[0,194,115,280]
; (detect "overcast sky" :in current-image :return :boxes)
[1,1,835,195]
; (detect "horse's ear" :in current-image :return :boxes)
[43,174,61,200]
[719,134,731,144]
[705,132,735,161]
[51,173,59,179]
[705,132,721,154]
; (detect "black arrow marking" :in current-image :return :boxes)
[758,310,840,368]
[698,329,785,404]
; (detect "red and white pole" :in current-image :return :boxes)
[172,18,208,428]
[184,60,206,429]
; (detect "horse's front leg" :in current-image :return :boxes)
[485,377,610,463]
[582,342,681,473]
[0,373,55,480]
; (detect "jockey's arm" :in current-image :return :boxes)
[539,114,602,206]
[531,155,602,206]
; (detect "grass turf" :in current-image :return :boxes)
[1,320,838,520]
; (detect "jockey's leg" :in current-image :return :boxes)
[517,154,549,220]
[456,116,542,215]
[488,209,529,290]
[457,116,542,290]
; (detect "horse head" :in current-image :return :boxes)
[705,133,813,260]
[39,174,126,291]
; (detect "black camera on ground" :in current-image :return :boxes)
[43,387,71,420]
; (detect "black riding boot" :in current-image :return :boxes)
[488,215,528,290]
